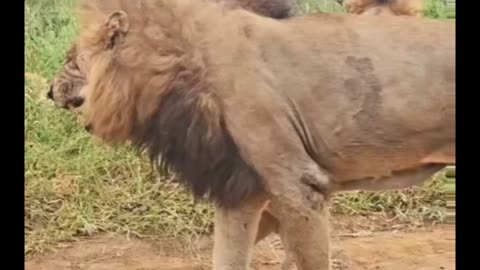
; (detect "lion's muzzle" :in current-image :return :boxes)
[47,82,85,110]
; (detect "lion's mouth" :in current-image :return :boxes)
[84,124,93,133]
[47,82,85,110]
[47,85,54,100]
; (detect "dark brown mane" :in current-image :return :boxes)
[131,68,262,208]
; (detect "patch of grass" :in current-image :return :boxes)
[332,171,448,225]
[295,0,345,14]
[294,0,451,19]
[424,0,447,19]
[25,0,452,259]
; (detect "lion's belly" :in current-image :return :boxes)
[317,129,454,183]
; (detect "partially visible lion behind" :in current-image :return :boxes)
[219,0,295,18]
[340,0,424,16]
[47,0,454,269]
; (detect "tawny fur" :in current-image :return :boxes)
[48,0,454,269]
[343,0,424,16]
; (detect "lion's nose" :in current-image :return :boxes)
[70,96,85,108]
[47,85,54,100]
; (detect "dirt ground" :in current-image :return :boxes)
[25,216,455,270]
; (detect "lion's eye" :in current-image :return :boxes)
[71,61,79,70]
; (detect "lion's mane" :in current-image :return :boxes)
[76,0,263,208]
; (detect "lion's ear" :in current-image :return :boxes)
[104,10,129,49]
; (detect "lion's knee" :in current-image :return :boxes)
[299,171,331,211]
[269,167,331,222]
[295,167,331,213]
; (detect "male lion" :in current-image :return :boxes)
[47,0,455,269]
[340,0,424,16]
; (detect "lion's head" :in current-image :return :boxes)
[47,45,87,110]
[52,2,197,142]
[47,0,295,126]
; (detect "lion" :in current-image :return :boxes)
[47,0,455,269]
[339,0,424,16]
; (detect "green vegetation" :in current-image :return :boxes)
[24,0,454,258]
[296,0,345,14]
[424,0,447,19]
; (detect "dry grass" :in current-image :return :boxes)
[25,0,453,259]
[332,170,449,226]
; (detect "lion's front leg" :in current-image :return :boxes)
[264,163,332,270]
[212,193,269,270]
[271,198,331,270]
[255,169,332,270]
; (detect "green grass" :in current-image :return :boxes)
[295,0,345,14]
[424,0,448,19]
[25,0,454,259]
[294,0,450,18]
[332,171,449,225]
